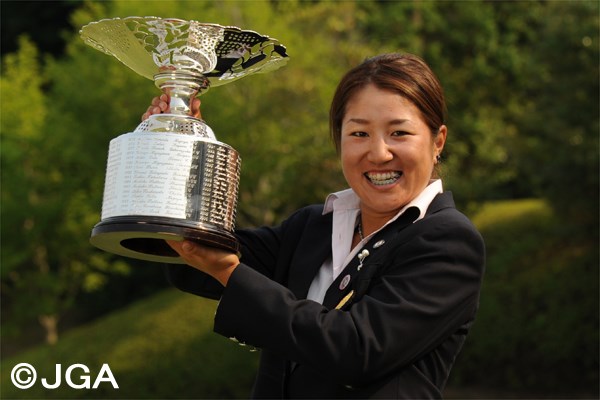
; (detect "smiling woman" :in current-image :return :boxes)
[339,85,446,235]
[151,53,486,399]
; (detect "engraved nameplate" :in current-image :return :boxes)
[101,132,240,229]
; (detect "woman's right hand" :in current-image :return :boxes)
[141,94,202,121]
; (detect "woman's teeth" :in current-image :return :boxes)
[365,172,402,186]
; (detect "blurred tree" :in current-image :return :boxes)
[508,1,599,229]
[0,0,77,56]
[0,36,130,344]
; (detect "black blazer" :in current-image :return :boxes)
[167,192,485,399]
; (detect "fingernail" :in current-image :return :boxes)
[182,241,194,253]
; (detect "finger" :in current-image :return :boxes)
[191,98,202,119]
[142,104,156,121]
[166,240,199,257]
[166,240,193,260]
[159,101,169,112]
[181,240,197,254]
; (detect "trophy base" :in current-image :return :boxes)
[90,216,240,264]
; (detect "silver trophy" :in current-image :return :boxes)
[80,17,288,263]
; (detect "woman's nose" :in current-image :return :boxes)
[367,137,393,164]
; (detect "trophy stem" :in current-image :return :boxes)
[154,71,210,116]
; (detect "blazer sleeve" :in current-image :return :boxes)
[165,205,323,299]
[213,209,485,388]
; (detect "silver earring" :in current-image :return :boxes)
[435,154,442,163]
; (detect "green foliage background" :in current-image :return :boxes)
[1,0,598,397]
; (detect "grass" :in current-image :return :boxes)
[1,289,259,399]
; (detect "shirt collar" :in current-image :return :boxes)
[323,179,443,222]
[323,188,359,214]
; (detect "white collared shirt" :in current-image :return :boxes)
[306,179,443,304]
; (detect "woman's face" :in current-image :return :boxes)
[340,84,446,220]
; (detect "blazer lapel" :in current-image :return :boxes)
[321,192,456,310]
[322,206,421,310]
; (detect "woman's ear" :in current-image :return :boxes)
[434,125,447,159]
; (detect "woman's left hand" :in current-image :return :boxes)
[166,240,240,286]
[141,94,202,121]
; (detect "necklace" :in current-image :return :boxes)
[357,217,364,241]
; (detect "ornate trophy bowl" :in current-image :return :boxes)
[80,17,288,263]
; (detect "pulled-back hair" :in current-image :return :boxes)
[329,53,447,154]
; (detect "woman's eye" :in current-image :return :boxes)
[392,130,409,136]
[350,131,368,137]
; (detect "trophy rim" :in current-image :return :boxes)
[79,16,289,86]
[90,216,241,264]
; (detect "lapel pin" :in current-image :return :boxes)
[339,274,351,290]
[357,249,370,271]
[335,290,354,310]
[373,240,385,248]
